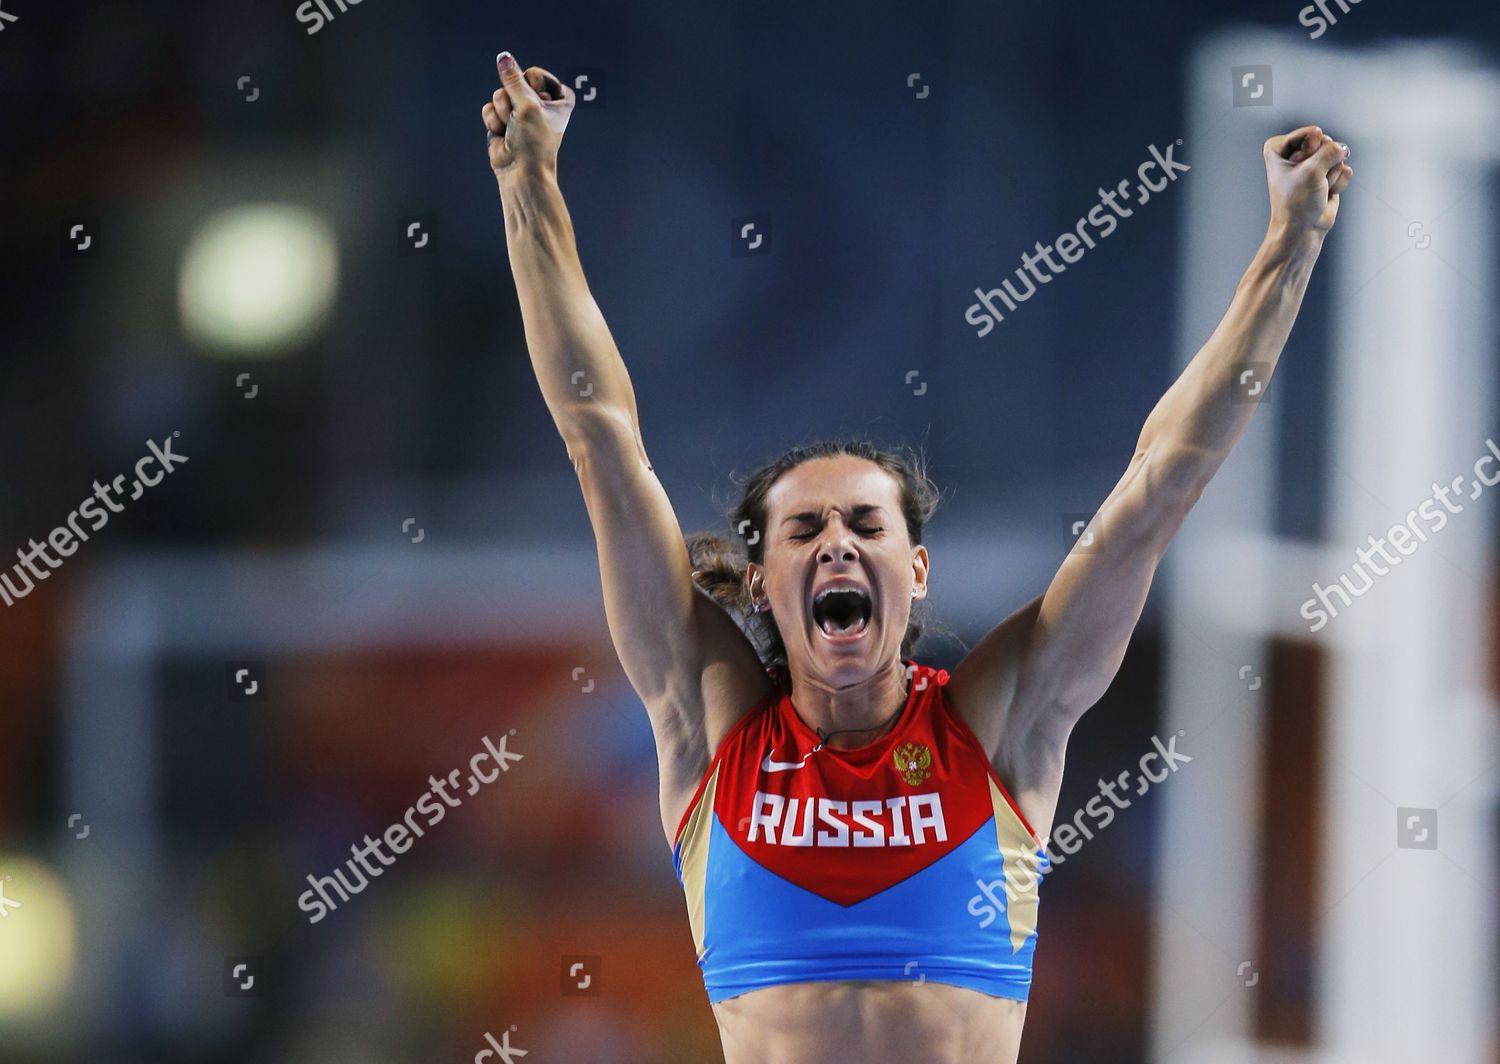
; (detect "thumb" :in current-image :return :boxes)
[496,51,540,107]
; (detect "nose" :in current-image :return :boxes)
[816,518,860,564]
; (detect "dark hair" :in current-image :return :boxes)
[685,436,957,669]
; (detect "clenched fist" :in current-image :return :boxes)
[1264,125,1354,233]
[483,52,575,178]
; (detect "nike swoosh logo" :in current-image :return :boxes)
[761,750,812,773]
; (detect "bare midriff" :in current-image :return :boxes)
[710,979,1026,1064]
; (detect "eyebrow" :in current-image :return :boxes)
[779,504,888,526]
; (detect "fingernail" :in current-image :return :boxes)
[1340,142,1349,159]
[497,51,516,73]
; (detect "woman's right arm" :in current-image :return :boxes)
[483,54,771,824]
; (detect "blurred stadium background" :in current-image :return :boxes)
[2,1,1499,1061]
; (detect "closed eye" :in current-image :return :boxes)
[791,526,882,540]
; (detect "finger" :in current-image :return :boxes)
[1287,140,1319,165]
[1306,134,1346,179]
[497,51,541,109]
[1329,163,1353,198]
[1265,124,1322,161]
[1288,134,1343,167]
[525,66,568,104]
[491,86,513,126]
[482,101,503,135]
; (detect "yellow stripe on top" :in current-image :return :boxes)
[988,777,1044,954]
[678,763,722,960]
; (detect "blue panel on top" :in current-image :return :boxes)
[698,811,1042,1003]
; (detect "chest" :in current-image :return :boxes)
[710,717,1000,905]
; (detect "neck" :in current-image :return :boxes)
[782,658,912,750]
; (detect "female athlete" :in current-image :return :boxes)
[482,49,1352,1064]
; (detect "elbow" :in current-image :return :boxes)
[560,404,653,488]
[559,403,639,460]
[1110,444,1207,558]
[1143,440,1214,515]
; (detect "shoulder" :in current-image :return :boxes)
[942,597,1045,754]
[930,651,1068,804]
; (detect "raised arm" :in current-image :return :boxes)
[949,126,1354,794]
[483,53,771,834]
[485,54,640,448]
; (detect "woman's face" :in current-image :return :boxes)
[746,455,929,683]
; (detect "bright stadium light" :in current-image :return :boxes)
[0,856,77,1017]
[177,203,339,357]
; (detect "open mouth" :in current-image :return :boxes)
[811,586,873,640]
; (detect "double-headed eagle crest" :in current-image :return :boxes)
[892,742,933,786]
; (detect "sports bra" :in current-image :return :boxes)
[671,658,1049,1003]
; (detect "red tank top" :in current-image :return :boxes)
[671,658,1049,1003]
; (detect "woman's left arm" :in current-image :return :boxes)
[948,124,1354,763]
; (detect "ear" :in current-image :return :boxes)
[745,562,765,605]
[911,546,930,600]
